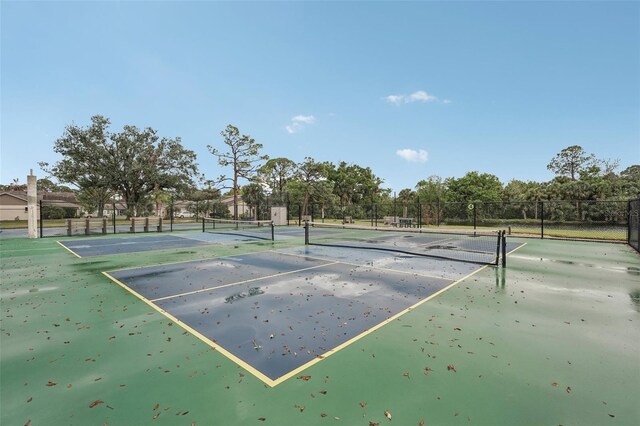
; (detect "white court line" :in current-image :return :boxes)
[275,248,462,281]
[150,261,340,302]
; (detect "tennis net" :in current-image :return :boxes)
[202,218,275,241]
[304,221,504,265]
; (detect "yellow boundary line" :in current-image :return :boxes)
[56,240,82,258]
[101,252,495,387]
[268,262,493,386]
[150,261,339,302]
[102,271,276,385]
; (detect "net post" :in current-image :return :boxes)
[501,230,507,268]
[495,230,501,266]
[473,202,477,235]
[304,220,309,245]
[202,217,205,233]
[271,221,275,241]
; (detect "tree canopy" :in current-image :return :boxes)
[39,115,199,216]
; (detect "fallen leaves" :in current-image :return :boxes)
[297,375,311,381]
[46,381,57,387]
[447,364,456,373]
[89,400,104,408]
[384,410,392,420]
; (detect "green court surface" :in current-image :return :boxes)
[1,231,639,425]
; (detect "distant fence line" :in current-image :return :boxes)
[26,198,640,249]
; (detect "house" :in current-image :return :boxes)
[0,191,86,221]
[0,192,32,221]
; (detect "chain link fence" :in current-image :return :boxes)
[27,196,635,245]
[629,199,639,253]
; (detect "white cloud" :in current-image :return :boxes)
[384,90,443,105]
[292,115,316,124]
[286,115,316,133]
[396,148,428,163]
[408,90,437,102]
[443,99,452,104]
[384,95,405,105]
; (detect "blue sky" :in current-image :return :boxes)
[2,1,638,193]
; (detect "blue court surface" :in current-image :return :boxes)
[104,248,485,385]
[58,230,295,257]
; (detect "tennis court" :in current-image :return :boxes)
[1,221,638,425]
[57,218,292,257]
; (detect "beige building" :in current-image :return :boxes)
[0,192,33,221]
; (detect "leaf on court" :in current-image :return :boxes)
[447,364,456,372]
[384,410,392,420]
[319,390,327,395]
[419,420,425,426]
[89,400,104,408]
[424,367,432,376]
[27,396,32,403]
[359,402,367,408]
[258,417,266,421]
[153,403,160,410]
[46,380,57,387]
[403,372,410,379]
[294,404,305,412]
[297,375,311,381]
[566,386,572,393]
[369,422,380,426]
[551,382,558,388]
[454,327,462,331]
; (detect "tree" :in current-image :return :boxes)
[37,178,74,193]
[40,115,199,217]
[208,125,268,219]
[547,145,596,181]
[415,176,445,202]
[327,162,385,205]
[258,158,297,204]
[445,171,503,202]
[287,158,333,216]
[397,188,415,217]
[620,165,640,197]
[77,186,114,217]
[241,182,266,219]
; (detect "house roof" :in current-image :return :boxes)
[0,191,30,202]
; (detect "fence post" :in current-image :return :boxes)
[371,201,374,227]
[112,202,116,234]
[540,201,545,239]
[40,200,43,238]
[374,204,378,227]
[473,202,477,232]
